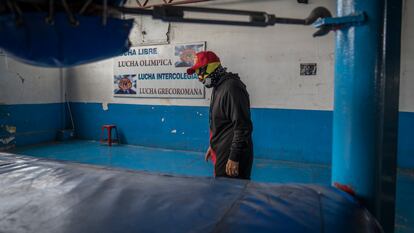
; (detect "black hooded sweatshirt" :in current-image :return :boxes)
[209,72,253,180]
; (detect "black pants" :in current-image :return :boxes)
[215,153,253,180]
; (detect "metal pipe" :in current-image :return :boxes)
[78,0,93,15]
[333,0,383,208]
[102,0,107,25]
[375,1,402,232]
[131,0,213,9]
[61,0,78,26]
[45,0,54,24]
[331,0,401,232]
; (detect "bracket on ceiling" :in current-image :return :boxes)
[313,12,367,32]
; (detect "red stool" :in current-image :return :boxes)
[100,125,119,146]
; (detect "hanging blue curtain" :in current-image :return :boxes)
[0,2,133,67]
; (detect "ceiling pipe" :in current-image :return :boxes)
[131,0,213,9]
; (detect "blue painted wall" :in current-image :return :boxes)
[398,112,414,169]
[70,102,333,164]
[71,103,210,152]
[0,103,66,147]
[4,102,413,168]
[251,108,332,164]
[70,102,414,168]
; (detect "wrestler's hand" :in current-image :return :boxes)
[226,159,239,177]
[205,146,212,162]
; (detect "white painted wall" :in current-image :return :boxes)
[0,0,412,112]
[400,0,414,112]
[66,0,335,110]
[0,55,63,105]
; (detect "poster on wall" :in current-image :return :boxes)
[113,42,205,98]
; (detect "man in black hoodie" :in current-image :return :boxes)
[187,51,253,180]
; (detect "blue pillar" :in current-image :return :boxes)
[333,0,384,206]
[332,0,402,232]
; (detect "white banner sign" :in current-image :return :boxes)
[113,42,205,98]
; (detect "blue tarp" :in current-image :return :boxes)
[0,13,133,67]
[0,153,382,233]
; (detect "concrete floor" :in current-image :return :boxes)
[8,140,414,233]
